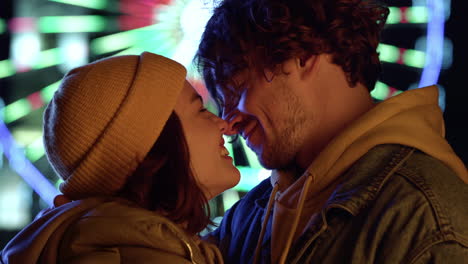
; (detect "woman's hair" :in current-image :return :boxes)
[118,112,211,235]
[195,0,389,115]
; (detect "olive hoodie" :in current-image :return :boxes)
[1,197,223,264]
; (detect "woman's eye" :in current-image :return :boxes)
[200,107,208,113]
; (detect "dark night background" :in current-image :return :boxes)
[440,0,468,165]
[0,0,467,250]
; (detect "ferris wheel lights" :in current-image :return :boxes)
[403,49,426,68]
[406,6,429,24]
[48,0,108,10]
[24,137,45,163]
[371,82,390,101]
[0,60,15,79]
[385,6,429,24]
[0,19,5,34]
[90,24,160,54]
[378,44,400,63]
[31,48,61,69]
[38,16,107,33]
[386,7,402,24]
[40,82,61,103]
[1,99,31,124]
[0,121,59,207]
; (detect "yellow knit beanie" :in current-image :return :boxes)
[43,52,187,200]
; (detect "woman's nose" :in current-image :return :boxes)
[212,114,229,134]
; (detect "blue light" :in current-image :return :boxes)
[419,0,444,87]
[0,121,59,206]
[0,99,3,169]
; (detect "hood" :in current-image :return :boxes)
[1,198,212,264]
[262,85,468,263]
[0,197,109,264]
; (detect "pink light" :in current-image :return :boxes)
[16,65,32,73]
[397,48,406,65]
[190,78,209,102]
[400,7,409,24]
[120,0,155,15]
[119,15,154,30]
[118,0,175,30]
[27,92,44,110]
[9,17,37,33]
[388,87,399,97]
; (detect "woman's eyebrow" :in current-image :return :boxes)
[190,93,203,104]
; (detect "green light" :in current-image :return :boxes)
[0,60,15,79]
[406,6,428,23]
[40,81,61,103]
[3,99,32,124]
[32,49,60,69]
[392,90,403,97]
[234,167,268,192]
[11,129,42,146]
[113,46,147,56]
[91,24,161,54]
[239,137,262,169]
[371,81,390,100]
[55,179,64,189]
[222,189,240,212]
[1,81,59,125]
[112,36,177,59]
[0,19,5,34]
[48,0,107,10]
[38,16,107,33]
[386,7,402,24]
[91,33,141,54]
[223,135,234,160]
[11,130,45,162]
[378,44,399,63]
[25,137,45,162]
[403,49,425,68]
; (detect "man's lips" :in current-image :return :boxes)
[241,122,258,142]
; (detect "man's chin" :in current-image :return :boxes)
[258,152,292,170]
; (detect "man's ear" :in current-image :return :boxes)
[296,55,319,81]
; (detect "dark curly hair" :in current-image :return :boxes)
[195,0,389,114]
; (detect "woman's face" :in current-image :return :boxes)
[174,81,240,200]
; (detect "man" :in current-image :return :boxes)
[195,0,468,263]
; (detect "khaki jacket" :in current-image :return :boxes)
[1,197,223,264]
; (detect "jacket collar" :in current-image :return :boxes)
[324,144,415,216]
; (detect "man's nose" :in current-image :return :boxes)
[223,110,246,135]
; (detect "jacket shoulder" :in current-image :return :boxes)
[370,149,468,262]
[396,150,468,244]
[59,200,202,263]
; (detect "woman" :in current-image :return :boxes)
[0,52,240,263]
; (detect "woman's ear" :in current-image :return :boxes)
[296,55,320,81]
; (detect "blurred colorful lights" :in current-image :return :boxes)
[0,0,449,205]
[48,0,108,10]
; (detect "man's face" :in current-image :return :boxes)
[222,60,314,170]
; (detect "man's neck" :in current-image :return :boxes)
[296,83,375,170]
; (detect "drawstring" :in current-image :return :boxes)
[278,174,313,264]
[253,183,279,264]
